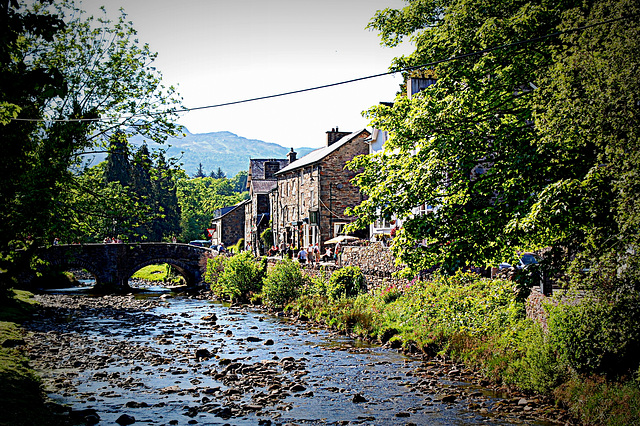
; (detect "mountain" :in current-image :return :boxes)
[131,129,316,178]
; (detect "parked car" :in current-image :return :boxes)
[499,252,539,270]
[188,240,211,247]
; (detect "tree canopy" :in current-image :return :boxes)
[0,0,183,294]
[348,0,640,290]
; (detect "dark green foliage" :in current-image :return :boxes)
[262,258,304,308]
[260,227,272,250]
[104,131,131,186]
[215,251,262,302]
[326,266,366,300]
[193,162,206,178]
[210,167,226,179]
[547,294,640,378]
[230,171,248,193]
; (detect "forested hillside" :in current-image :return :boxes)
[129,129,315,178]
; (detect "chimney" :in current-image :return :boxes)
[287,147,297,164]
[326,126,351,146]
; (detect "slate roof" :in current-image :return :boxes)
[249,159,289,180]
[275,129,370,175]
[212,199,249,220]
[252,180,278,194]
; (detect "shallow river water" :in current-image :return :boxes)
[22,289,564,425]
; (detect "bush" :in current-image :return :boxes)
[260,228,272,249]
[262,258,304,308]
[547,292,640,378]
[326,266,366,300]
[204,255,226,297]
[216,251,262,302]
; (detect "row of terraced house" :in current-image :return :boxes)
[210,71,437,255]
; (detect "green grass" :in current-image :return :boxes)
[132,264,170,281]
[282,271,640,425]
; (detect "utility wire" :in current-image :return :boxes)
[11,14,636,124]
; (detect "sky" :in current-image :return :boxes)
[79,0,414,149]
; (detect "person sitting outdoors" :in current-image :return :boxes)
[297,247,308,264]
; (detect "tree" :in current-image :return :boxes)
[151,151,181,242]
[350,0,640,284]
[522,0,640,294]
[176,177,244,242]
[230,171,248,193]
[24,0,183,244]
[104,131,131,186]
[349,0,574,275]
[0,0,183,294]
[194,162,206,178]
[0,0,76,296]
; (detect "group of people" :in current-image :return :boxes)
[266,242,340,264]
[103,236,123,244]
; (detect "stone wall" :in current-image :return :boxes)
[266,242,407,292]
[221,205,245,247]
[526,288,549,330]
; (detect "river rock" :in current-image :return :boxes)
[352,393,368,403]
[115,413,136,425]
[195,348,212,359]
[125,401,148,408]
[440,394,457,403]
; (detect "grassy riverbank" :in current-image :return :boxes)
[0,291,68,426]
[285,272,640,425]
[205,255,640,425]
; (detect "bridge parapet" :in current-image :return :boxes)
[37,243,211,291]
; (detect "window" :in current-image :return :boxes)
[374,217,390,229]
[309,210,319,225]
[334,222,347,237]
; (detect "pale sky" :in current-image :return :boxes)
[80,0,413,148]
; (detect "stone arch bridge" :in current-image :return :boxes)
[36,243,212,290]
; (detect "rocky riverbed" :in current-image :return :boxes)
[21,293,574,425]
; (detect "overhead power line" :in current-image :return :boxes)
[11,14,636,124]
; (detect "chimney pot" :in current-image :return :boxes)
[287,147,297,164]
[326,127,350,147]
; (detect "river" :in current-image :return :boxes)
[22,286,567,425]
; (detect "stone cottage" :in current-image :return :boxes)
[210,199,249,248]
[271,128,371,251]
[245,158,289,254]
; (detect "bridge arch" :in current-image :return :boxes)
[35,243,211,292]
[125,257,199,287]
[40,256,101,285]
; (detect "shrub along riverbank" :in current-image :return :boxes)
[205,254,640,425]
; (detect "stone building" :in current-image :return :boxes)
[271,128,371,250]
[210,199,249,248]
[245,158,289,254]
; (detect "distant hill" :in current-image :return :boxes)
[130,129,315,178]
